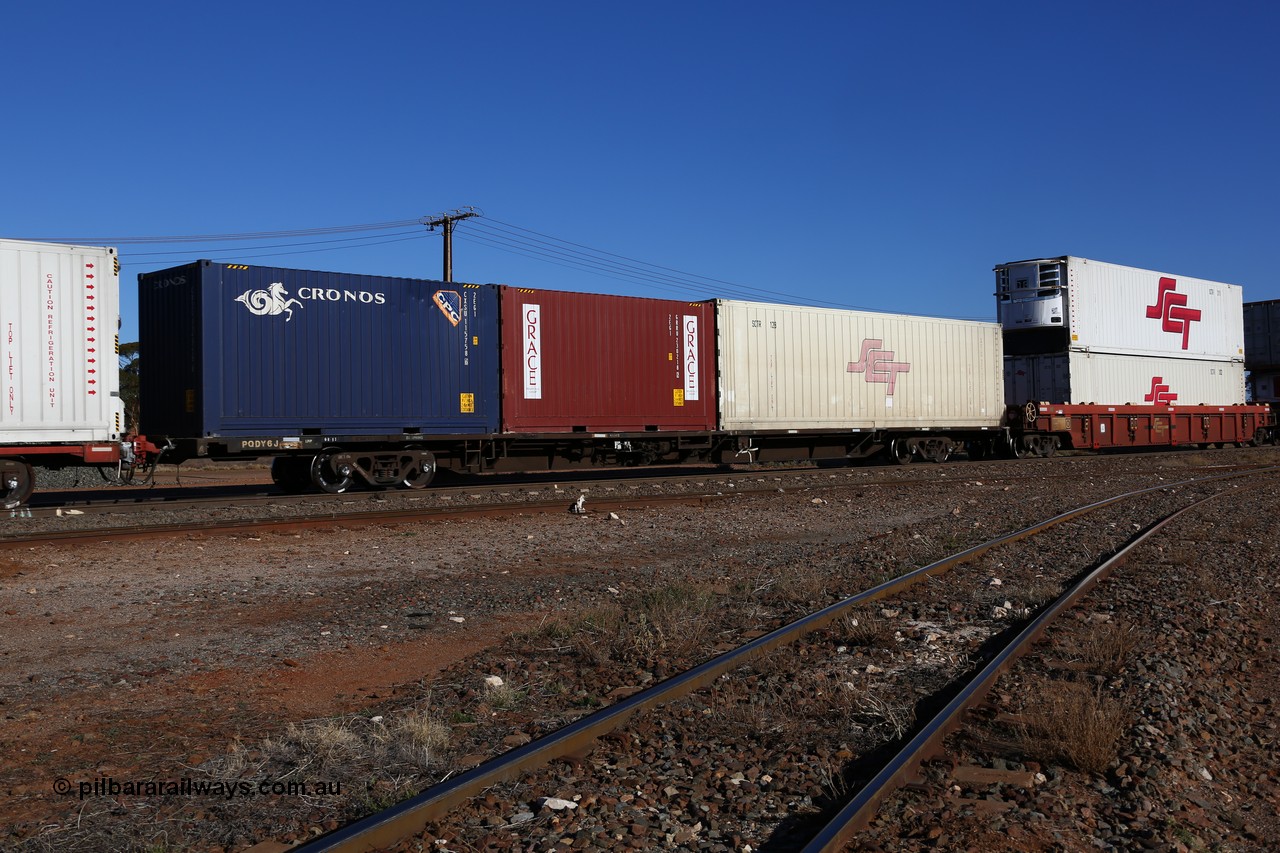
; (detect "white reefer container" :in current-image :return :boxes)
[0,239,123,442]
[996,256,1244,362]
[1005,352,1246,407]
[716,300,1004,431]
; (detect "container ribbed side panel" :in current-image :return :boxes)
[716,300,1003,431]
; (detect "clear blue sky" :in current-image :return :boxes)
[4,1,1277,343]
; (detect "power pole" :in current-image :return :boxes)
[421,208,479,282]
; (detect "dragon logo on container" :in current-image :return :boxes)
[1145,277,1201,350]
[1144,376,1178,405]
[433,291,462,327]
[234,283,303,322]
[847,339,910,395]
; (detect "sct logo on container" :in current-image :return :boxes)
[1146,277,1202,350]
[1144,376,1178,405]
[847,339,911,395]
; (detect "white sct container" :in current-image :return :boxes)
[996,256,1244,362]
[715,299,1004,431]
[1005,352,1245,407]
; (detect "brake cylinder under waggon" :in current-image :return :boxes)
[996,255,1274,454]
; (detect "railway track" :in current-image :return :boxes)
[4,454,1268,548]
[282,464,1277,852]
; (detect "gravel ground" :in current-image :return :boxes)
[861,477,1280,853]
[0,448,1276,851]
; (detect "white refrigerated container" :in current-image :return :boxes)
[0,239,123,443]
[996,256,1244,362]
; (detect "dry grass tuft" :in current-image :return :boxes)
[391,710,451,753]
[387,709,451,769]
[257,707,452,777]
[571,582,721,666]
[1020,579,1062,609]
[481,681,526,713]
[1018,681,1130,775]
[510,616,576,653]
[766,564,831,610]
[840,611,895,648]
[1075,621,1144,676]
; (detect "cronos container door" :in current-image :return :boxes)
[0,240,122,443]
[500,288,716,433]
[139,262,500,437]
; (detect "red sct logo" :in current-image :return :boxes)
[1143,376,1178,405]
[847,339,910,394]
[1145,277,1201,350]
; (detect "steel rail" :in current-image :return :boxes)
[290,465,1277,853]
[0,492,733,549]
[800,479,1266,852]
[7,459,1269,548]
[21,453,1266,517]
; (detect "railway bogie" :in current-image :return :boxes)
[269,448,439,494]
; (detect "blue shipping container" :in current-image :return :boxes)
[139,262,500,437]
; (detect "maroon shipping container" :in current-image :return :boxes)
[500,287,716,432]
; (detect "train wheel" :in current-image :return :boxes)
[2,461,34,509]
[1010,436,1034,459]
[890,439,913,465]
[310,449,354,494]
[401,449,437,490]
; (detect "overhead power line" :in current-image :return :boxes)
[118,234,434,267]
[115,230,430,266]
[465,216,869,310]
[30,219,423,244]
[26,212,977,317]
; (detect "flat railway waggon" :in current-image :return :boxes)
[996,256,1271,455]
[0,242,1273,506]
